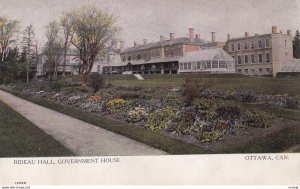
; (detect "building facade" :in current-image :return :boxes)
[178,48,235,74]
[225,26,293,76]
[103,28,225,74]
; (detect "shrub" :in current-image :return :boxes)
[106,98,127,112]
[127,107,148,123]
[243,110,272,128]
[170,111,195,135]
[284,98,299,109]
[181,78,212,106]
[196,130,224,143]
[240,93,257,103]
[145,107,177,131]
[216,106,241,120]
[49,81,62,92]
[88,73,105,93]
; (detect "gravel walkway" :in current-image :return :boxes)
[0,90,167,156]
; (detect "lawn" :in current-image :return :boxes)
[0,100,74,157]
[104,74,300,95]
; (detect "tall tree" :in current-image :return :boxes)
[60,12,73,77]
[21,24,36,83]
[66,5,119,87]
[293,30,300,59]
[0,17,19,63]
[44,21,63,80]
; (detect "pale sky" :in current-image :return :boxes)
[0,0,300,48]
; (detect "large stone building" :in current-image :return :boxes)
[225,26,294,76]
[103,28,227,74]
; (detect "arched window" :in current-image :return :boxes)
[128,56,131,61]
[137,54,141,60]
[122,57,126,62]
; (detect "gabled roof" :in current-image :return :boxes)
[179,48,234,62]
[123,37,210,53]
[280,59,300,72]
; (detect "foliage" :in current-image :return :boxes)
[66,5,119,87]
[293,30,300,59]
[0,16,19,64]
[88,95,102,102]
[182,78,212,106]
[216,106,241,120]
[196,130,225,143]
[170,110,195,135]
[243,110,272,128]
[106,98,127,112]
[145,107,177,131]
[49,81,62,92]
[127,107,148,123]
[87,73,105,93]
[44,21,64,80]
[284,98,299,109]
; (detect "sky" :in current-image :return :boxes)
[0,0,300,49]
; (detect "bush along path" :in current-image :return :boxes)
[0,90,167,156]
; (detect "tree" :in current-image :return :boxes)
[293,30,300,59]
[44,21,63,80]
[21,24,36,83]
[60,12,73,77]
[0,17,19,63]
[66,5,119,87]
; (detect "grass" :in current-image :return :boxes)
[103,74,300,95]
[0,87,209,155]
[0,100,74,157]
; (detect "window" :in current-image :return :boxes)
[258,40,262,48]
[251,54,255,63]
[266,68,271,74]
[251,69,255,75]
[122,57,126,62]
[212,61,218,68]
[259,68,263,73]
[244,55,248,63]
[184,63,187,70]
[137,54,141,60]
[265,39,269,48]
[245,69,249,74]
[250,41,255,49]
[187,63,191,69]
[128,56,131,61]
[206,61,211,69]
[237,69,242,74]
[180,63,183,70]
[237,43,241,51]
[197,62,201,69]
[244,42,248,50]
[258,54,263,63]
[231,44,234,51]
[219,61,226,68]
[237,56,242,64]
[201,62,206,69]
[266,53,270,63]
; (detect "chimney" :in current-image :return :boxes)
[134,41,137,47]
[160,35,165,42]
[189,28,195,42]
[120,40,125,52]
[287,30,292,37]
[143,39,148,45]
[245,32,249,37]
[195,34,199,40]
[211,32,216,43]
[272,26,277,34]
[227,33,231,40]
[170,33,175,40]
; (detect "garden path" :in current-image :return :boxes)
[0,90,167,156]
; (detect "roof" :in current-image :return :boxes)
[179,48,234,63]
[280,59,300,72]
[123,37,210,53]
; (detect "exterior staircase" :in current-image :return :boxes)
[134,74,145,80]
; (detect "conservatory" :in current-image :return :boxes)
[178,48,235,74]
